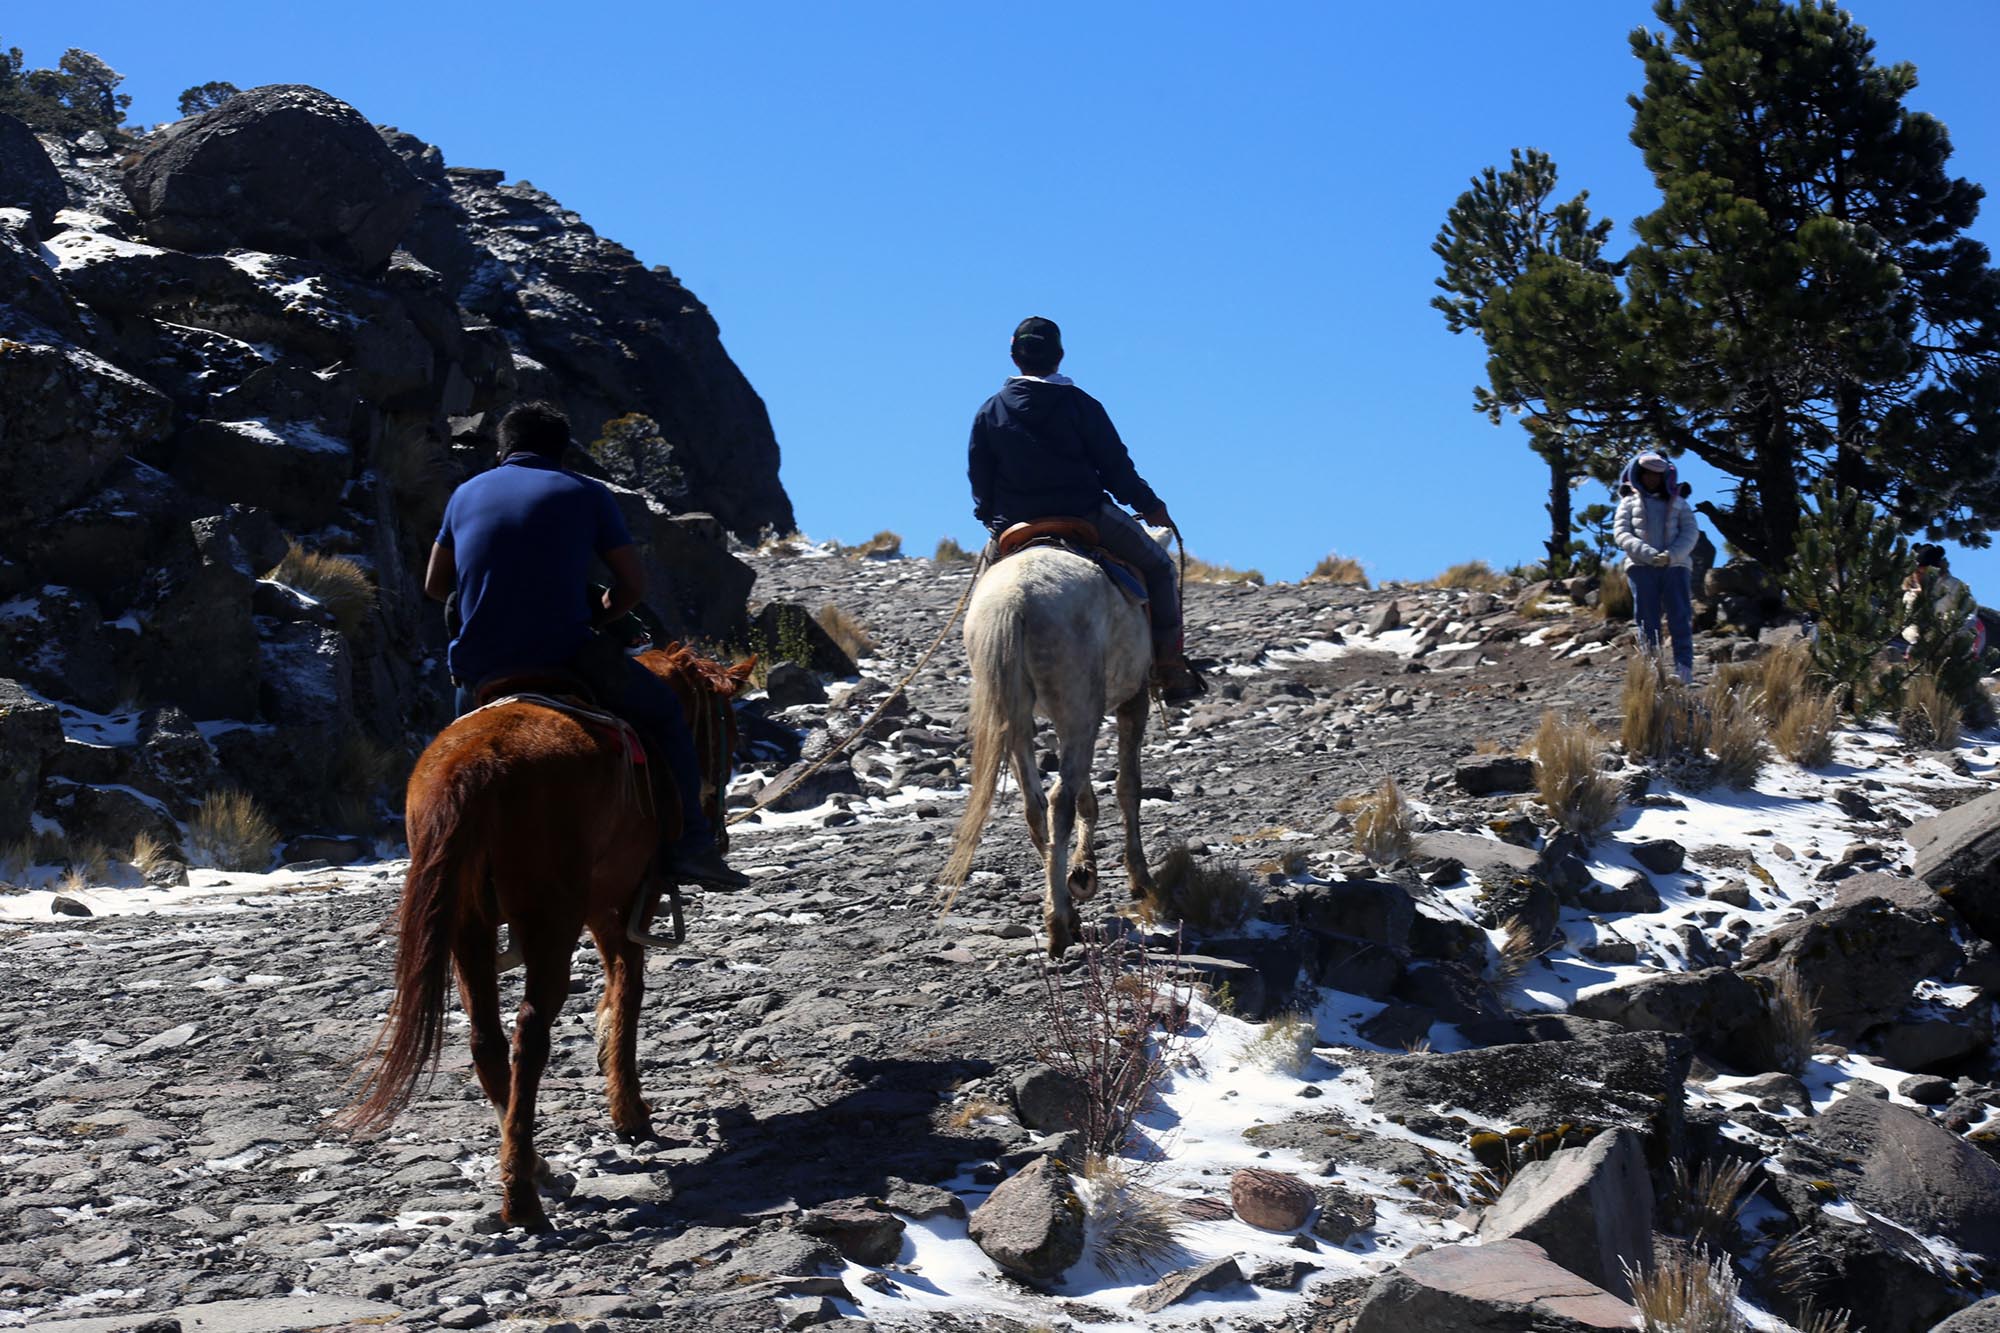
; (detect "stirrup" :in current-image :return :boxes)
[626,881,687,949]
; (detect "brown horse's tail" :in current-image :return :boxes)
[941,581,1032,896]
[340,760,486,1133]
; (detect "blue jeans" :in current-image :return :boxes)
[1630,564,1694,680]
[1093,504,1182,654]
[456,653,712,850]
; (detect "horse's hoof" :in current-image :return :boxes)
[1068,865,1100,905]
[501,1197,553,1233]
[615,1122,656,1144]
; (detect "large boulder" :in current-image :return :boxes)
[1795,1095,2000,1255]
[1475,1129,1653,1299]
[0,216,84,336]
[1371,1033,1690,1161]
[124,85,424,272]
[172,417,354,529]
[1739,874,1962,1042]
[1350,1238,1639,1332]
[1571,968,1776,1074]
[1938,1297,2000,1332]
[1913,788,2000,945]
[0,680,64,841]
[966,1156,1084,1281]
[751,601,857,677]
[135,517,262,721]
[0,113,67,228]
[35,226,268,320]
[0,338,172,534]
[0,585,123,711]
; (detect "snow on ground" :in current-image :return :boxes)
[0,862,394,923]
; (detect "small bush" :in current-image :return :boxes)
[1430,560,1508,593]
[1182,554,1265,586]
[190,789,279,872]
[1625,1240,1745,1333]
[1772,691,1838,768]
[1078,1156,1187,1277]
[934,536,975,565]
[1346,778,1413,863]
[1900,672,1963,749]
[1306,553,1369,587]
[1662,1155,1756,1254]
[839,530,903,559]
[1596,564,1633,621]
[266,543,375,637]
[1701,682,1769,789]
[1532,710,1622,835]
[1765,964,1820,1076]
[1245,1011,1316,1074]
[1035,923,1189,1154]
[1148,847,1263,936]
[815,604,877,661]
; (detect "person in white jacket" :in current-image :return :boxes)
[1613,452,1700,681]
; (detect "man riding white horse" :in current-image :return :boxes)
[967,316,1206,703]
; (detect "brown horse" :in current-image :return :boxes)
[343,645,752,1230]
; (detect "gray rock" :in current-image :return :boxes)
[1311,1185,1378,1244]
[1575,871,1662,915]
[1475,1128,1653,1299]
[173,418,355,531]
[0,679,64,841]
[1914,786,2000,945]
[1628,839,1686,874]
[1570,968,1774,1074]
[764,661,828,709]
[1010,1063,1086,1134]
[1937,1297,2000,1332]
[796,1200,904,1265]
[1455,755,1537,796]
[0,112,67,228]
[1129,1255,1244,1313]
[1801,1095,2000,1254]
[0,339,172,536]
[1366,601,1402,635]
[752,602,858,677]
[1231,1167,1315,1231]
[1350,1238,1640,1332]
[50,894,92,917]
[966,1156,1084,1280]
[1412,831,1542,884]
[1899,1074,1954,1105]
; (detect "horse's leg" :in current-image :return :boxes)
[1013,739,1049,859]
[1067,751,1102,906]
[1116,689,1155,902]
[589,918,651,1139]
[1046,715,1099,956]
[499,939,571,1231]
[454,918,511,1115]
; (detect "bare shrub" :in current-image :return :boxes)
[1431,560,1508,592]
[933,535,975,565]
[1078,1156,1187,1277]
[1245,1011,1316,1075]
[266,543,375,637]
[1765,964,1820,1076]
[1035,923,1189,1155]
[1182,554,1264,586]
[1532,710,1621,835]
[1597,563,1633,621]
[1662,1155,1756,1254]
[840,530,903,559]
[1900,672,1963,749]
[1147,847,1262,937]
[815,603,877,661]
[1772,690,1838,768]
[190,789,279,872]
[1701,682,1769,789]
[55,866,89,898]
[1341,778,1413,864]
[128,830,172,877]
[1624,1239,1745,1333]
[1306,553,1369,587]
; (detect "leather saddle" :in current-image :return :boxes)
[993,518,1148,606]
[474,668,598,710]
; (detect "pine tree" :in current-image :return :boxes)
[1432,149,1629,576]
[177,81,241,118]
[1620,0,2000,568]
[0,42,130,137]
[1782,479,1909,716]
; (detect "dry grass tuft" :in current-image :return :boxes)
[1900,672,1963,749]
[128,830,172,877]
[1597,563,1633,621]
[1793,1301,1854,1333]
[55,866,90,897]
[1147,847,1264,937]
[946,1097,1007,1130]
[1182,554,1265,586]
[1765,964,1820,1076]
[1532,710,1622,835]
[1078,1156,1187,1277]
[815,603,878,661]
[1772,690,1838,768]
[1246,1011,1317,1075]
[1752,639,1812,723]
[1621,653,1688,761]
[840,530,903,559]
[933,536,975,565]
[1702,682,1769,789]
[1662,1155,1756,1254]
[190,789,279,873]
[1347,778,1414,864]
[757,529,806,557]
[266,543,376,637]
[1625,1240,1745,1333]
[1430,560,1508,593]
[1490,914,1545,992]
[1306,553,1370,587]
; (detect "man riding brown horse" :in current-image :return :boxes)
[423,400,748,890]
[967,316,1206,703]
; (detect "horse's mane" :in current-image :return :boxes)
[639,642,747,695]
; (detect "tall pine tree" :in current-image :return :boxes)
[1620,0,2000,568]
[1432,149,1627,576]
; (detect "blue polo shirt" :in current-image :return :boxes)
[436,453,633,687]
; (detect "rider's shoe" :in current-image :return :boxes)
[1153,654,1208,705]
[661,843,752,890]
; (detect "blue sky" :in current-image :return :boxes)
[11,2,2000,588]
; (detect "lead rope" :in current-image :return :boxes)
[1152,519,1190,731]
[725,554,984,827]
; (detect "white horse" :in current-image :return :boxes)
[940,546,1156,955]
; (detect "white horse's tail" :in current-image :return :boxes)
[940,587,1034,893]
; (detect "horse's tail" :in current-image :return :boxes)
[941,584,1034,893]
[340,757,487,1133]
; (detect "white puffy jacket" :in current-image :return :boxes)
[1614,489,1699,570]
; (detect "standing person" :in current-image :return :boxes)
[1903,543,1987,658]
[1613,451,1700,681]
[424,400,748,889]
[966,316,1206,702]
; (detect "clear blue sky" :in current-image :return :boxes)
[11,2,2000,588]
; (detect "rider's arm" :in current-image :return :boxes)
[1076,392,1163,518]
[423,542,455,602]
[599,545,645,623]
[968,415,998,528]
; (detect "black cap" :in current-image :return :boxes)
[1011,315,1062,358]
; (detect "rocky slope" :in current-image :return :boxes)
[6,552,2000,1332]
[0,84,788,858]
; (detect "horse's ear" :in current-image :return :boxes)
[727,657,758,695]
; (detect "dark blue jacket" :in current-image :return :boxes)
[968,378,1162,531]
